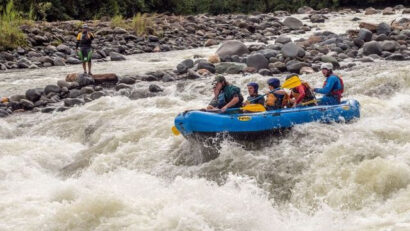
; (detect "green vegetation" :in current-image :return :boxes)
[0,0,27,51]
[0,0,406,21]
[110,13,157,36]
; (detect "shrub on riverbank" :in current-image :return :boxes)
[111,13,158,36]
[0,0,27,51]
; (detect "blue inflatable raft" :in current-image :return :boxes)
[174,99,360,140]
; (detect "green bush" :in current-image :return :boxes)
[0,0,27,51]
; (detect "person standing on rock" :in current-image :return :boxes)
[314,63,344,105]
[76,24,95,75]
[207,75,243,112]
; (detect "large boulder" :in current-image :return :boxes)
[20,99,34,110]
[64,98,84,107]
[92,73,118,84]
[310,14,325,23]
[358,28,373,42]
[363,41,382,55]
[216,40,249,60]
[246,54,268,70]
[56,44,71,54]
[377,22,391,35]
[283,17,303,29]
[281,42,305,58]
[176,59,194,74]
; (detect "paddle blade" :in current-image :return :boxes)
[171,126,180,136]
[282,76,302,89]
[241,104,266,112]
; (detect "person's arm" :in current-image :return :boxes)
[221,95,239,112]
[295,85,305,104]
[314,77,337,94]
[90,32,95,40]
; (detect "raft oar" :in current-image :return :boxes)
[171,126,180,135]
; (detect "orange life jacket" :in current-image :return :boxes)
[291,82,315,103]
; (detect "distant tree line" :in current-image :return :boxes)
[1,0,410,21]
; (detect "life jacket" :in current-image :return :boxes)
[291,82,315,103]
[266,92,289,109]
[76,32,94,48]
[323,74,344,102]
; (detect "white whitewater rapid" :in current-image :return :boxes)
[0,12,409,231]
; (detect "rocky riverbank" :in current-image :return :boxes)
[0,12,315,71]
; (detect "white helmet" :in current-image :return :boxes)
[321,62,333,70]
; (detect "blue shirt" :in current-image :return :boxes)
[314,75,342,96]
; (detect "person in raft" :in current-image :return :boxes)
[265,78,289,110]
[243,82,265,106]
[207,75,244,112]
[314,63,344,105]
[76,24,95,75]
[287,74,316,107]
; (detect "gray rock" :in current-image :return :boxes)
[68,89,82,98]
[360,57,374,62]
[283,16,303,29]
[215,62,246,74]
[53,57,66,66]
[258,69,272,76]
[44,85,61,95]
[181,59,194,69]
[281,42,305,58]
[275,35,291,44]
[110,52,126,61]
[310,14,325,23]
[119,76,136,85]
[358,29,373,42]
[56,44,71,54]
[375,34,388,41]
[381,40,399,52]
[187,69,200,79]
[57,80,70,88]
[9,94,26,102]
[0,109,9,117]
[41,107,55,113]
[20,99,34,110]
[90,91,105,100]
[77,74,95,87]
[115,83,132,91]
[269,61,286,72]
[64,98,84,107]
[363,41,382,55]
[129,89,154,100]
[320,55,340,68]
[39,56,54,64]
[246,53,268,70]
[256,49,278,59]
[377,22,391,35]
[286,61,309,73]
[25,88,42,102]
[45,45,57,54]
[386,53,405,60]
[216,40,249,60]
[17,58,32,68]
[66,57,81,64]
[80,87,94,95]
[354,38,365,47]
[197,62,216,73]
[149,84,163,92]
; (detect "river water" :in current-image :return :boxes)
[0,12,409,231]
